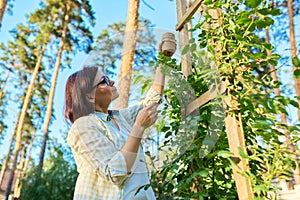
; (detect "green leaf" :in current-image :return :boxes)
[268,59,278,66]
[294,69,300,80]
[278,107,289,115]
[257,8,280,16]
[207,45,215,55]
[238,147,249,159]
[133,75,144,85]
[191,170,209,178]
[253,119,273,129]
[262,43,272,50]
[199,41,207,48]
[265,17,274,25]
[290,100,299,108]
[149,60,155,66]
[189,38,195,43]
[254,185,267,192]
[199,170,209,177]
[182,45,189,55]
[203,0,213,5]
[190,43,196,52]
[270,53,281,60]
[270,8,281,16]
[257,8,270,15]
[253,52,266,59]
[245,0,261,8]
[217,150,234,158]
[141,79,152,94]
[292,56,300,68]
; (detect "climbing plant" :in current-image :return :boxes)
[149,0,300,199]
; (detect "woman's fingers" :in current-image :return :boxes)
[135,102,159,128]
[145,102,158,110]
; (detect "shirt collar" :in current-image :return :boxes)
[94,110,119,121]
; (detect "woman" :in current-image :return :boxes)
[64,45,171,199]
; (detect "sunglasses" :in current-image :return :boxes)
[93,75,111,89]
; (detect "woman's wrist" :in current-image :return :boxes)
[130,124,145,139]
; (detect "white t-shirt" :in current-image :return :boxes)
[119,123,156,200]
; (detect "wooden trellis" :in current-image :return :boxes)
[175,0,253,199]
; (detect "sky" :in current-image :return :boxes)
[0,0,178,158]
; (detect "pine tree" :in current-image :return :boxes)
[39,0,94,169]
[114,0,140,109]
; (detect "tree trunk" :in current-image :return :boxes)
[14,130,36,197]
[114,0,139,109]
[39,2,70,169]
[266,28,297,189]
[4,43,47,200]
[0,0,8,28]
[0,69,11,102]
[0,112,19,186]
[13,144,26,198]
[287,0,300,185]
[288,0,300,121]
[266,29,288,124]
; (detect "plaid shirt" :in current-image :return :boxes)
[67,87,160,200]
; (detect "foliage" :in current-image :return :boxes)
[20,145,78,200]
[148,0,300,199]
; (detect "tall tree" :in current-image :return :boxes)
[287,0,300,185]
[265,28,298,189]
[13,143,26,198]
[4,17,52,200]
[0,68,11,101]
[0,0,8,28]
[39,0,94,169]
[0,112,19,186]
[14,126,37,198]
[266,29,288,124]
[287,0,300,120]
[0,43,18,137]
[0,36,34,185]
[39,0,71,169]
[114,0,140,109]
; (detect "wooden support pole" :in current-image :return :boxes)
[176,0,192,77]
[185,81,226,117]
[207,7,254,199]
[224,97,253,200]
[176,0,204,31]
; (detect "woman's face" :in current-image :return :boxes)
[93,70,119,109]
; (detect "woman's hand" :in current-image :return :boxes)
[134,102,158,129]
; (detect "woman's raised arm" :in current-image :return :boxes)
[152,32,176,95]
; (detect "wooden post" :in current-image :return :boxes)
[176,0,192,77]
[207,7,254,199]
[225,97,253,200]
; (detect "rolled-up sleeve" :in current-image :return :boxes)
[119,87,161,127]
[141,86,161,106]
[67,116,129,186]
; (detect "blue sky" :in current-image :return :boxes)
[0,0,178,158]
